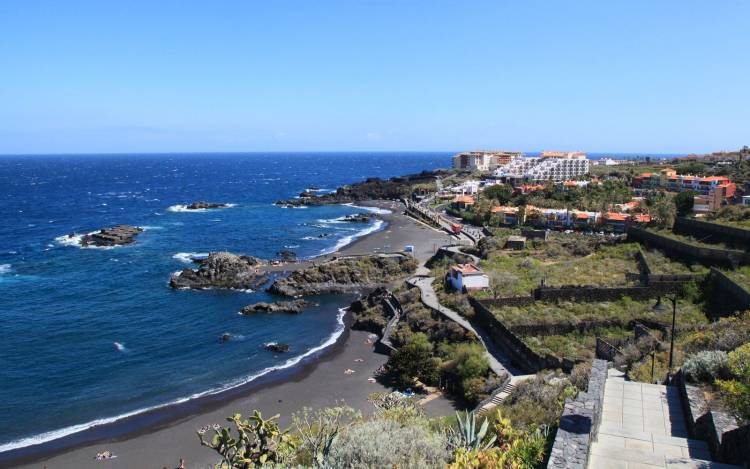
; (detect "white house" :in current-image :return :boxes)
[743,195,750,206]
[447,264,489,292]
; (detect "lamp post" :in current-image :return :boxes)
[653,294,678,379]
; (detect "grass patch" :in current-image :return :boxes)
[490,298,708,329]
[643,249,709,275]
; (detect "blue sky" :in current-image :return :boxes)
[0,1,748,154]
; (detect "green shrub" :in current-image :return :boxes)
[717,343,750,423]
[681,351,730,383]
[327,419,450,469]
[569,361,592,391]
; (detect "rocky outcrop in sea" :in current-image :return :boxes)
[80,225,143,247]
[169,251,266,290]
[265,343,290,353]
[268,254,418,297]
[186,201,229,210]
[342,213,373,223]
[240,299,311,315]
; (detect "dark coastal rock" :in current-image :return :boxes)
[276,249,297,261]
[342,213,373,223]
[298,191,316,198]
[220,333,231,342]
[275,169,451,207]
[267,254,419,297]
[265,343,290,353]
[80,225,143,247]
[240,299,311,315]
[186,201,229,210]
[169,251,266,290]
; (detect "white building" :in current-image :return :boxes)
[742,195,750,206]
[452,151,524,171]
[493,151,590,181]
[447,264,489,292]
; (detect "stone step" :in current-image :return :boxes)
[597,422,708,451]
[590,444,741,468]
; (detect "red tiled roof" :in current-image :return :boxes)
[453,195,475,204]
[450,263,484,275]
[605,212,628,221]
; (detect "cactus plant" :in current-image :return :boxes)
[197,410,295,468]
[448,411,496,452]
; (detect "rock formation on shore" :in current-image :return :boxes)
[240,299,311,315]
[276,169,451,207]
[169,251,266,290]
[186,201,230,210]
[267,254,418,296]
[80,225,143,247]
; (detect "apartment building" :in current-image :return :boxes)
[452,150,525,171]
[492,152,590,181]
[632,169,736,208]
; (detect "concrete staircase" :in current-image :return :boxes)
[587,369,740,469]
[476,375,534,417]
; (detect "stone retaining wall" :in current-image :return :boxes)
[627,226,750,267]
[672,370,750,466]
[707,267,750,318]
[547,359,608,469]
[674,217,750,249]
[469,297,575,373]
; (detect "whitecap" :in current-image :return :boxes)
[54,232,121,250]
[167,203,236,213]
[344,203,393,215]
[140,225,164,231]
[317,219,386,256]
[172,252,208,264]
[0,264,11,275]
[113,342,127,352]
[0,307,349,454]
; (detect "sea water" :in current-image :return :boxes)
[0,152,450,452]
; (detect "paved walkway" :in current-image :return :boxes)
[407,275,521,377]
[588,369,739,469]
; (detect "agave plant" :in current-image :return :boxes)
[447,411,497,452]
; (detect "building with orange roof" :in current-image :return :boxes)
[452,194,475,210]
[447,263,489,292]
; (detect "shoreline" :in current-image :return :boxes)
[3,199,456,469]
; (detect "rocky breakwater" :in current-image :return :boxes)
[186,201,230,210]
[276,169,450,207]
[80,225,143,247]
[170,251,267,290]
[267,254,418,297]
[240,299,312,315]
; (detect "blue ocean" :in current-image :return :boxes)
[0,152,451,452]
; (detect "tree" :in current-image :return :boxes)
[674,190,696,217]
[482,184,512,204]
[676,162,706,175]
[648,194,676,228]
[388,332,437,387]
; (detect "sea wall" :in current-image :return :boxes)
[547,359,608,469]
[672,370,750,466]
[627,227,750,267]
[674,217,750,249]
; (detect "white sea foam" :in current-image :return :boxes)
[172,252,208,264]
[0,264,11,275]
[140,225,164,231]
[167,203,236,213]
[113,342,127,352]
[0,307,349,454]
[317,219,385,256]
[53,232,120,250]
[345,203,393,215]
